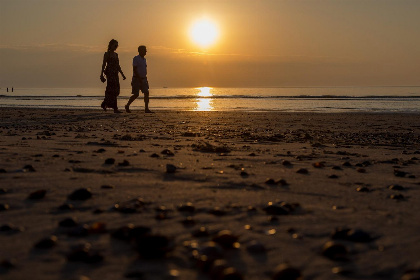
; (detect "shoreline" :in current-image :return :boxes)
[1,108,420,279]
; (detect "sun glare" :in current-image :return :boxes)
[190,18,219,47]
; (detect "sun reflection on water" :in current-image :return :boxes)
[195,87,213,111]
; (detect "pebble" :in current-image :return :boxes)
[166,164,177,173]
[356,187,370,192]
[263,202,290,215]
[150,153,160,158]
[68,188,92,200]
[246,240,266,254]
[219,267,244,280]
[28,189,47,200]
[59,217,79,227]
[134,234,173,258]
[296,168,308,174]
[23,165,36,172]
[193,242,224,270]
[272,263,302,280]
[356,168,366,173]
[192,227,210,237]
[322,241,348,261]
[332,166,342,170]
[394,169,407,177]
[111,224,151,241]
[181,216,196,227]
[118,160,130,166]
[313,162,325,168]
[282,160,292,166]
[0,203,10,211]
[58,203,74,211]
[331,227,374,243]
[328,175,339,179]
[161,149,174,156]
[101,185,115,189]
[212,230,239,249]
[104,158,115,164]
[34,235,57,249]
[342,161,352,167]
[388,184,405,191]
[265,178,277,185]
[178,202,195,213]
[390,194,405,200]
[208,207,227,216]
[66,243,103,263]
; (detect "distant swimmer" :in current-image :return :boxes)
[125,45,153,113]
[12,87,13,92]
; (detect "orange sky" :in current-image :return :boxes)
[1,0,419,88]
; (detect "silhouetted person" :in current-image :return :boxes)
[125,45,152,113]
[100,39,126,113]
[7,88,8,92]
[11,87,13,92]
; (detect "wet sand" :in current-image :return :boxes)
[1,108,420,280]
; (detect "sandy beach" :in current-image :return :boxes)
[0,108,419,280]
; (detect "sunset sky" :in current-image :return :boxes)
[1,0,419,88]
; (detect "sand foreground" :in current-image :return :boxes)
[1,108,420,280]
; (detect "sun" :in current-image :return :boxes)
[189,18,219,47]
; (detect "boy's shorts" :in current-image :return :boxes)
[131,76,149,95]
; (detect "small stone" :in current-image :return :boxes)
[388,184,405,191]
[282,160,292,166]
[101,185,115,189]
[220,267,244,280]
[390,194,405,200]
[28,189,47,200]
[208,207,227,216]
[166,164,177,173]
[212,230,239,249]
[263,203,289,215]
[58,203,74,211]
[118,160,130,166]
[240,171,249,177]
[104,158,115,165]
[177,202,195,213]
[332,166,342,170]
[68,188,92,200]
[192,227,210,237]
[394,169,407,177]
[356,187,370,192]
[313,162,325,168]
[296,168,308,174]
[34,235,57,249]
[111,224,151,241]
[23,165,36,172]
[0,203,10,211]
[150,153,160,158]
[246,240,266,254]
[272,263,302,280]
[328,175,339,179]
[181,216,196,227]
[322,241,348,261]
[265,178,277,185]
[66,243,103,263]
[59,217,78,227]
[342,161,352,167]
[357,168,366,173]
[161,149,174,156]
[134,234,173,258]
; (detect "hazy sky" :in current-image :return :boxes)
[1,0,419,88]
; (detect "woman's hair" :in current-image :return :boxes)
[107,39,118,52]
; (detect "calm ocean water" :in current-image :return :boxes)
[1,87,419,112]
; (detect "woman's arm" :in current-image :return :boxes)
[101,52,108,77]
[116,54,126,80]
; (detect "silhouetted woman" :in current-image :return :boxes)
[100,39,126,113]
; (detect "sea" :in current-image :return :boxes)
[1,86,419,113]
